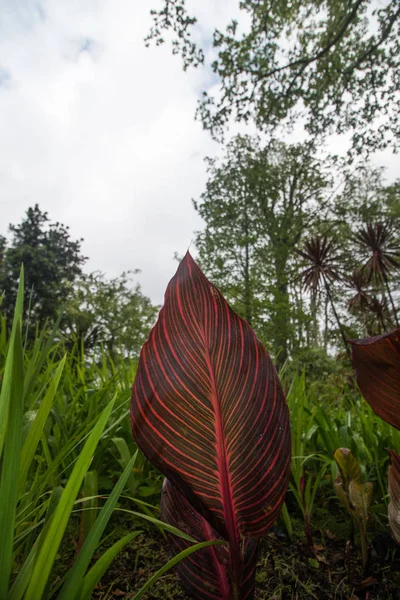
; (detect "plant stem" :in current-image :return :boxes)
[324,279,351,359]
[231,552,243,600]
[360,528,369,577]
[305,513,313,548]
[382,272,399,328]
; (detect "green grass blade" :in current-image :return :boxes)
[0,265,24,459]
[112,437,132,465]
[24,395,116,600]
[79,532,141,600]
[23,311,63,403]
[114,508,198,543]
[19,355,66,493]
[9,486,64,600]
[8,537,40,600]
[79,470,99,548]
[58,450,138,600]
[133,540,227,600]
[280,502,292,539]
[0,321,24,597]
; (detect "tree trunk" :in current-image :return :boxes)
[273,249,290,369]
[324,280,350,359]
[310,290,319,347]
[382,272,399,328]
[324,293,329,350]
[244,242,252,326]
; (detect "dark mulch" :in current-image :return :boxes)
[89,521,400,600]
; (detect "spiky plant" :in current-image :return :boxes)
[355,222,400,327]
[347,270,373,335]
[367,295,389,335]
[297,236,349,358]
[348,270,371,313]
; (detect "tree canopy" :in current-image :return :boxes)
[0,205,86,324]
[191,135,399,364]
[0,205,158,358]
[147,0,400,154]
[62,271,159,360]
[193,136,334,364]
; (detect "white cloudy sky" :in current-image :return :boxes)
[0,0,398,305]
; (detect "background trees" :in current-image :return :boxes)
[0,206,158,359]
[193,135,336,364]
[62,271,159,360]
[192,135,399,365]
[147,0,400,154]
[0,205,86,324]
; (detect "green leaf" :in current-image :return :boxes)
[0,265,24,459]
[58,450,138,600]
[0,319,24,597]
[79,470,99,548]
[334,448,361,484]
[133,540,228,600]
[334,477,354,517]
[8,487,63,600]
[79,532,141,600]
[112,437,132,465]
[24,394,116,600]
[19,355,66,494]
[114,508,197,543]
[348,480,373,523]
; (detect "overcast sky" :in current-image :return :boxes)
[0,1,398,305]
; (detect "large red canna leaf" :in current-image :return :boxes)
[161,478,258,600]
[130,252,291,593]
[388,450,400,544]
[349,328,400,430]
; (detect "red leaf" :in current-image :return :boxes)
[388,450,400,544]
[349,328,400,430]
[130,252,291,588]
[161,479,258,600]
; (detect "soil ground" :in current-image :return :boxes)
[81,516,400,600]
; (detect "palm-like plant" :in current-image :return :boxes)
[367,295,389,335]
[355,222,400,327]
[347,270,373,335]
[348,270,371,314]
[297,236,350,358]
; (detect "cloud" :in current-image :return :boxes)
[0,0,398,305]
[0,0,225,303]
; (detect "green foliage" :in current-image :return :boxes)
[282,371,400,522]
[0,274,158,598]
[0,205,86,325]
[0,205,158,361]
[334,448,373,574]
[193,135,333,364]
[1,266,400,596]
[62,270,159,359]
[147,0,400,154]
[1,202,399,595]
[0,269,217,600]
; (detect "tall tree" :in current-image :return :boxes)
[297,235,350,358]
[193,136,332,365]
[62,271,159,360]
[355,222,400,327]
[147,0,400,154]
[0,205,86,324]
